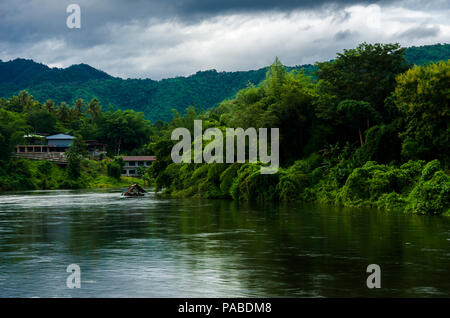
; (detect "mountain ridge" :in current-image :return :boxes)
[0,43,448,121]
[0,58,112,85]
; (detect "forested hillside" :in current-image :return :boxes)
[0,43,449,214]
[405,43,450,65]
[0,43,448,121]
[146,43,450,215]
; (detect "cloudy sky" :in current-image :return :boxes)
[0,0,449,79]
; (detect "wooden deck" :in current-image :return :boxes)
[13,152,67,164]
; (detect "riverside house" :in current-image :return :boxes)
[85,140,107,158]
[15,134,74,163]
[46,134,75,150]
[15,134,107,162]
[15,135,155,173]
[121,156,156,176]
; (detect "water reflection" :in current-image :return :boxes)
[0,190,449,297]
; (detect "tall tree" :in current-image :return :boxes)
[44,99,56,114]
[0,109,28,162]
[337,100,380,146]
[26,109,57,134]
[73,98,85,117]
[65,136,87,179]
[96,109,151,155]
[395,60,450,163]
[316,43,409,119]
[7,91,35,113]
[87,98,102,124]
[57,102,71,124]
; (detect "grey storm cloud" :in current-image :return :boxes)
[334,29,355,40]
[398,24,441,40]
[0,0,388,44]
[175,0,383,15]
[0,0,448,79]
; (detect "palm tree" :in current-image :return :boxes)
[73,98,85,117]
[87,98,101,124]
[58,102,70,123]
[45,99,55,114]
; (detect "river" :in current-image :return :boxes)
[0,190,449,297]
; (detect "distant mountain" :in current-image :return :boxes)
[405,43,450,66]
[0,43,448,122]
[0,58,111,85]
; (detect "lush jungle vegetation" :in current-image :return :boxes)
[0,92,152,190]
[0,42,449,215]
[0,44,448,122]
[144,43,450,215]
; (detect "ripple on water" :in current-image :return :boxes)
[408,286,446,296]
[0,190,449,297]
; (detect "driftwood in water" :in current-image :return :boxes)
[122,184,146,196]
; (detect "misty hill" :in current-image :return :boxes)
[0,59,111,85]
[0,43,448,122]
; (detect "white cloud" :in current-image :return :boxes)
[1,3,449,79]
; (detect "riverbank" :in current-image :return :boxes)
[0,158,143,191]
[154,157,450,216]
[145,58,449,216]
[2,156,449,216]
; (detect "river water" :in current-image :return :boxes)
[0,190,449,297]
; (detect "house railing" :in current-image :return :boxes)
[13,152,67,163]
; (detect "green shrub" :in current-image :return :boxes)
[230,163,280,202]
[337,161,386,207]
[376,192,407,211]
[107,162,122,180]
[420,159,441,182]
[219,163,241,195]
[406,161,450,214]
[277,171,310,201]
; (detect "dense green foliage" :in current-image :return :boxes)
[404,43,450,66]
[0,43,449,215]
[0,91,154,191]
[107,158,124,180]
[0,157,142,191]
[0,59,314,122]
[0,92,154,156]
[0,44,448,122]
[395,61,450,164]
[0,108,27,161]
[145,43,450,215]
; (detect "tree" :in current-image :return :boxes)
[27,109,57,134]
[0,109,28,162]
[73,98,85,116]
[7,91,36,113]
[107,158,124,180]
[337,100,380,146]
[65,137,87,179]
[395,60,450,163]
[215,59,319,164]
[96,109,151,155]
[57,102,71,124]
[316,43,409,119]
[137,166,147,177]
[264,57,287,98]
[87,98,102,124]
[147,139,173,178]
[44,99,56,114]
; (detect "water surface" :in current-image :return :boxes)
[0,190,449,297]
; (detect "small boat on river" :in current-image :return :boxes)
[122,184,146,197]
